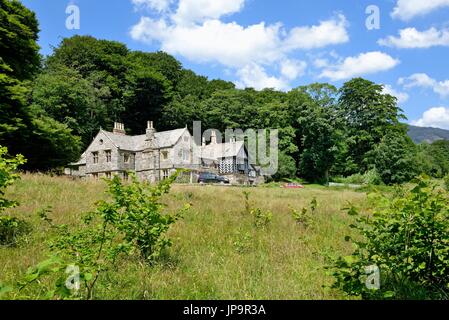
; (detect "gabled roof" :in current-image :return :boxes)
[200,141,246,160]
[101,128,188,151]
[68,128,188,166]
[69,152,86,166]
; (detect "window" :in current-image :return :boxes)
[183,149,190,161]
[162,169,169,180]
[92,152,99,164]
[105,150,111,163]
[179,149,189,162]
[123,172,129,181]
[161,151,168,160]
[105,172,111,179]
[92,173,98,179]
[123,153,130,163]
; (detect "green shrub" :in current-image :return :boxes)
[332,173,364,184]
[330,176,449,299]
[291,207,311,227]
[0,146,28,246]
[233,231,252,254]
[332,170,383,186]
[362,169,383,185]
[0,216,31,246]
[242,191,251,215]
[13,171,189,300]
[443,174,449,191]
[251,208,272,229]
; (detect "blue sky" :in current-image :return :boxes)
[22,0,449,129]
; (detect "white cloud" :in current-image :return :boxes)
[236,63,289,91]
[130,15,348,68]
[131,18,283,67]
[411,107,449,129]
[382,85,409,104]
[283,14,349,50]
[173,0,245,25]
[130,0,350,90]
[280,59,307,80]
[399,73,449,98]
[378,27,449,48]
[319,51,400,81]
[392,0,449,21]
[132,0,172,12]
[313,58,329,68]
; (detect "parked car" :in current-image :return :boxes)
[282,183,305,189]
[198,172,230,184]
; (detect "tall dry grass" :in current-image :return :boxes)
[1,174,366,299]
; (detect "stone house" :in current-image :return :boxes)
[66,121,262,184]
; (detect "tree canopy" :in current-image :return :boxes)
[0,1,439,184]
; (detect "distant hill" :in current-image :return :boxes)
[407,125,449,144]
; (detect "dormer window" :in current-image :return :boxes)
[162,151,168,160]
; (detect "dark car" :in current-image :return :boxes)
[198,172,230,184]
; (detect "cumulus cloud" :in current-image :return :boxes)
[382,85,409,104]
[392,0,449,21]
[130,15,348,68]
[283,14,349,50]
[131,18,284,67]
[319,51,400,81]
[132,0,172,12]
[130,0,349,90]
[173,0,245,25]
[280,59,307,80]
[378,27,449,48]
[235,63,290,91]
[399,73,449,98]
[411,107,449,129]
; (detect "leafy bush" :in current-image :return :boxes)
[233,231,252,254]
[444,174,449,191]
[291,207,311,227]
[0,146,28,246]
[242,191,251,215]
[290,198,317,228]
[0,216,31,246]
[330,176,449,299]
[332,173,364,185]
[13,171,189,299]
[332,170,383,186]
[251,208,272,229]
[362,169,383,185]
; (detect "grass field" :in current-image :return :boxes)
[1,174,368,300]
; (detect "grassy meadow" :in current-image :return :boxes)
[1,174,369,300]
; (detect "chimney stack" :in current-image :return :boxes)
[113,122,126,135]
[146,121,156,141]
[211,130,217,145]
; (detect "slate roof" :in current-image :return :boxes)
[69,127,247,167]
[68,128,188,166]
[200,141,246,160]
[70,152,87,166]
[101,128,187,151]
